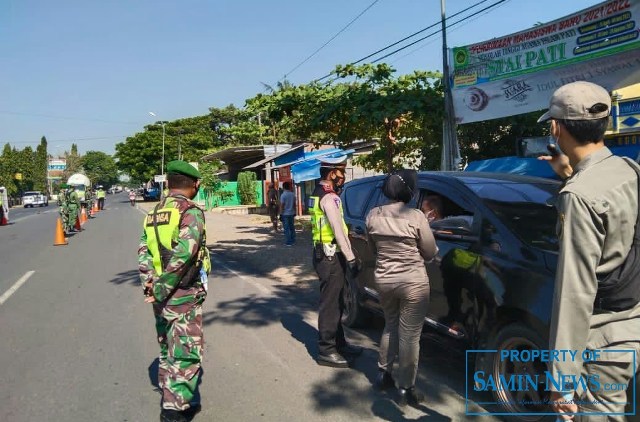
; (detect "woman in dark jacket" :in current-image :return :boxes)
[365,169,438,407]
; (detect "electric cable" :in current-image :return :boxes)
[313,0,506,83]
[281,0,382,82]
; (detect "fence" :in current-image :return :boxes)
[199,181,263,209]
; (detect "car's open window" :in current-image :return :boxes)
[418,187,476,235]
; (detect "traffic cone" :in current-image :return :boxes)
[92,201,99,213]
[0,215,7,226]
[74,214,82,232]
[80,207,88,224]
[54,217,68,246]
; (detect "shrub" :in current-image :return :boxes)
[237,171,257,205]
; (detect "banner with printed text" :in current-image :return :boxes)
[450,0,640,124]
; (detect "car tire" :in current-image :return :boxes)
[483,323,553,421]
[341,275,371,328]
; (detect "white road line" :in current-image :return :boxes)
[215,260,272,295]
[0,271,35,306]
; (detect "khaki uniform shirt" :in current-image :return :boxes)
[549,146,640,384]
[318,181,355,262]
[365,201,438,284]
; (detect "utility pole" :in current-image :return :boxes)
[440,0,462,171]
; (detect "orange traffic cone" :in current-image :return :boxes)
[92,201,99,214]
[0,215,7,226]
[54,217,68,246]
[74,214,82,232]
[80,207,88,224]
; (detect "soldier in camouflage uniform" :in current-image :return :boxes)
[138,160,211,422]
[58,184,70,233]
[67,185,81,232]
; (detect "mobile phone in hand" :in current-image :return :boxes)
[547,143,560,157]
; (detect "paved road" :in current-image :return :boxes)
[0,200,501,421]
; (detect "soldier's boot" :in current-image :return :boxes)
[159,408,189,422]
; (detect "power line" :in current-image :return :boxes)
[390,0,512,65]
[313,0,503,82]
[372,0,509,64]
[280,0,382,82]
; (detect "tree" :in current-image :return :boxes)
[457,111,548,164]
[245,64,444,172]
[81,151,119,187]
[199,159,234,209]
[62,143,82,181]
[115,115,215,184]
[237,171,257,205]
[34,136,48,192]
[0,143,17,196]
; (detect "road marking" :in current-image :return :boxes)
[215,260,271,295]
[0,271,35,306]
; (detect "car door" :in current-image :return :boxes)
[342,179,380,294]
[418,180,480,345]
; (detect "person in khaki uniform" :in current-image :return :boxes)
[539,81,640,421]
[365,169,438,407]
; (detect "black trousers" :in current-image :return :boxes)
[98,198,105,210]
[313,248,347,355]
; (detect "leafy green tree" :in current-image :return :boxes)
[246,64,444,172]
[34,136,48,192]
[0,143,17,196]
[237,171,257,205]
[115,115,215,184]
[199,159,233,209]
[81,151,119,187]
[62,143,82,181]
[457,111,548,164]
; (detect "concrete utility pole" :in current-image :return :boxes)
[440,0,462,171]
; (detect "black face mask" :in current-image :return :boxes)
[190,182,200,200]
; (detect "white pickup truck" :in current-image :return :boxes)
[22,191,49,208]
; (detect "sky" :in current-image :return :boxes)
[1,0,599,156]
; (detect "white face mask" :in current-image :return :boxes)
[425,209,436,223]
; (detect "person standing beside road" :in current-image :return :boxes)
[309,161,363,368]
[538,81,640,420]
[0,186,7,225]
[58,184,70,233]
[365,169,438,407]
[267,183,279,232]
[96,186,106,210]
[138,160,211,422]
[67,185,80,232]
[279,181,296,246]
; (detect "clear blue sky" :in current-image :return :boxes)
[1,0,598,156]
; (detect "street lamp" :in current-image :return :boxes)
[148,112,166,175]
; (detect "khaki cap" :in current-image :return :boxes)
[537,81,611,123]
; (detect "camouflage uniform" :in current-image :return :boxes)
[58,188,70,232]
[68,188,80,231]
[138,194,209,412]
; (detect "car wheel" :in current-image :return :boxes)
[341,275,371,328]
[484,323,553,421]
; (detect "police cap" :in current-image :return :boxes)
[166,160,201,180]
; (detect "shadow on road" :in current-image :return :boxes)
[108,269,140,287]
[207,263,486,421]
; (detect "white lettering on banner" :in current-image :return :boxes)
[453,49,640,124]
[451,0,640,123]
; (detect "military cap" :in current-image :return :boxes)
[60,183,68,189]
[166,160,201,179]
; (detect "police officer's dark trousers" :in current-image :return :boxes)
[313,247,347,356]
